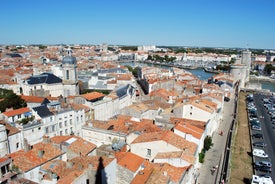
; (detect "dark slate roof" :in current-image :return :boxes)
[115,84,135,99]
[32,105,54,118]
[26,73,62,85]
[41,98,51,106]
[6,53,22,58]
[62,56,77,65]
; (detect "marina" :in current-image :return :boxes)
[120,61,275,92]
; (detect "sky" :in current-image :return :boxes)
[1,0,275,49]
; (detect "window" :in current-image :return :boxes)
[16,142,19,148]
[50,117,53,122]
[60,131,63,136]
[65,129,68,134]
[66,70,69,80]
[45,127,49,133]
[146,149,151,157]
[59,122,62,128]
[38,127,41,130]
[52,125,55,131]
[65,120,67,126]
[18,114,21,119]
[70,119,72,125]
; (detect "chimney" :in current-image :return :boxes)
[38,149,44,158]
[23,138,30,152]
[43,135,50,143]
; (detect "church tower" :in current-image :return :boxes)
[62,49,79,97]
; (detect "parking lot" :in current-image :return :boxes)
[248,93,275,181]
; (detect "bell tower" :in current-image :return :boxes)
[62,48,79,96]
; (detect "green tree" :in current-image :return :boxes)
[264,64,274,75]
[199,151,205,163]
[38,45,47,50]
[147,55,153,60]
[0,88,26,112]
[229,58,236,64]
[203,136,213,151]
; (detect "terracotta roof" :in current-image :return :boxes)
[151,163,189,182]
[132,131,197,155]
[8,142,63,172]
[50,135,73,144]
[20,95,45,103]
[0,156,10,163]
[51,136,96,156]
[174,122,204,139]
[71,103,90,111]
[2,107,30,117]
[131,161,153,184]
[0,120,20,136]
[116,152,145,172]
[50,156,114,184]
[67,137,96,156]
[81,92,105,101]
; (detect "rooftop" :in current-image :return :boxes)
[3,107,30,117]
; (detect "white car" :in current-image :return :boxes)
[252,174,273,184]
[253,148,268,158]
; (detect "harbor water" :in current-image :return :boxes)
[120,61,275,92]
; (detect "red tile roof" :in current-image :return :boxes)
[0,120,20,136]
[8,142,63,172]
[51,136,96,156]
[42,156,114,184]
[2,107,30,117]
[132,130,197,155]
[131,161,153,184]
[20,95,45,103]
[116,152,145,172]
[81,92,105,101]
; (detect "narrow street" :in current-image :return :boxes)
[197,95,235,184]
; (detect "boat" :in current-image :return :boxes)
[203,67,220,74]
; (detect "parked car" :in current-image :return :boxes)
[253,142,267,148]
[255,165,272,173]
[252,125,261,131]
[252,133,263,139]
[252,174,273,184]
[255,161,272,168]
[253,148,268,158]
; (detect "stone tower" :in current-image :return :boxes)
[62,49,79,97]
[230,49,251,88]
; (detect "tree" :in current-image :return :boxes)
[203,136,213,151]
[263,64,274,75]
[147,55,153,61]
[229,58,236,64]
[0,88,26,112]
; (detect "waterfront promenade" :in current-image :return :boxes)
[197,93,235,184]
